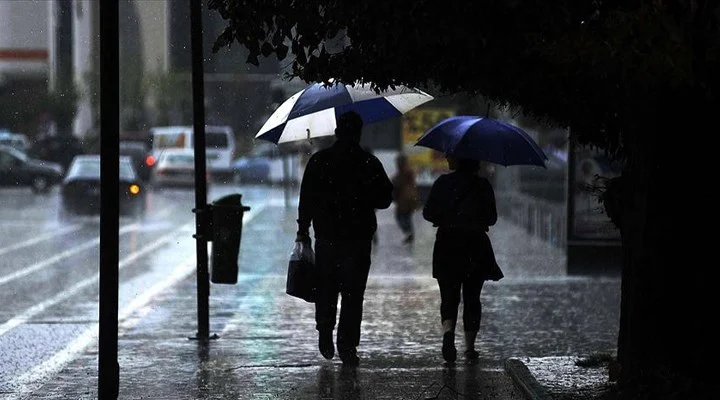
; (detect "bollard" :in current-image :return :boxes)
[208,193,250,284]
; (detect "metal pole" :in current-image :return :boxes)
[190,0,212,341]
[98,0,120,397]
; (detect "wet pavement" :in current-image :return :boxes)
[3,188,621,399]
[511,356,616,400]
[0,185,285,396]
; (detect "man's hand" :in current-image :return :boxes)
[295,231,311,244]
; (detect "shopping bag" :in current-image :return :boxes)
[285,241,317,303]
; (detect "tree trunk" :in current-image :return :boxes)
[616,96,716,396]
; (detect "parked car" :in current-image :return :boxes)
[119,140,155,182]
[0,145,64,193]
[59,155,146,219]
[0,131,30,152]
[232,155,271,184]
[152,149,201,189]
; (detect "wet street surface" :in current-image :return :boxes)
[0,184,279,397]
[0,184,621,399]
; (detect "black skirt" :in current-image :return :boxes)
[432,227,502,281]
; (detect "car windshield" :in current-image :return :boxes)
[205,131,228,147]
[67,157,136,180]
[0,137,24,150]
[119,142,148,153]
[165,154,194,164]
[154,133,182,149]
[0,145,28,162]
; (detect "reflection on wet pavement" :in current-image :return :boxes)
[0,185,619,399]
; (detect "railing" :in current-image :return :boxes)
[495,191,567,248]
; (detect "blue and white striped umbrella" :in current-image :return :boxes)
[256,82,434,144]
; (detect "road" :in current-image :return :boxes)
[0,183,283,394]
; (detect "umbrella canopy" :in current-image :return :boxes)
[415,116,548,167]
[256,82,434,144]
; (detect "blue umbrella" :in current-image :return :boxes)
[256,81,434,144]
[415,116,548,167]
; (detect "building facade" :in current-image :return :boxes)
[0,0,283,154]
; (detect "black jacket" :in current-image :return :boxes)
[423,171,497,231]
[298,141,393,240]
[423,170,499,280]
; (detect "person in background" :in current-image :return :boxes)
[295,111,393,366]
[391,153,419,244]
[422,154,501,363]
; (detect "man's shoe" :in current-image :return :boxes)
[339,348,359,367]
[442,332,456,363]
[319,330,334,360]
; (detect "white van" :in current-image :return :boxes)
[149,125,235,173]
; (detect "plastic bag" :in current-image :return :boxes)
[285,241,317,303]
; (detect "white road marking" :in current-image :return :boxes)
[0,207,177,287]
[0,223,140,287]
[4,258,197,400]
[2,202,266,400]
[0,224,83,257]
[0,222,190,337]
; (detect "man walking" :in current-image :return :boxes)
[295,111,393,366]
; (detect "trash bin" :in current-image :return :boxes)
[209,193,250,284]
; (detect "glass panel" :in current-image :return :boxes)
[205,131,228,147]
[154,133,186,148]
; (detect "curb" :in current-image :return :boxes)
[504,358,554,400]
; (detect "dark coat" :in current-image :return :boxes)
[423,170,501,281]
[297,140,393,240]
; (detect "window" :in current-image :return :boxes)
[205,132,228,147]
[67,157,136,180]
[155,133,186,148]
[166,154,194,164]
[0,150,19,168]
[0,146,27,164]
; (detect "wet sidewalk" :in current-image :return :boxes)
[24,199,618,399]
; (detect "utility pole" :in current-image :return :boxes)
[98,0,120,398]
[189,0,213,341]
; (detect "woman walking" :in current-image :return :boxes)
[422,155,502,362]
